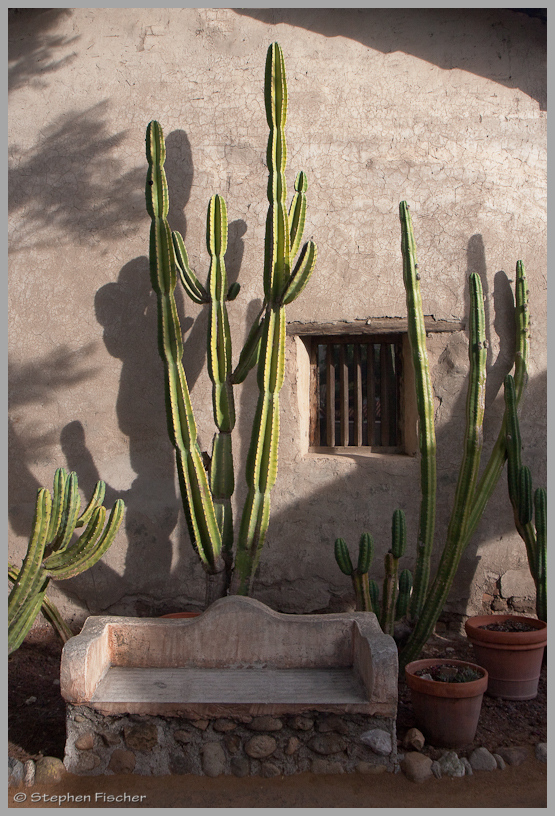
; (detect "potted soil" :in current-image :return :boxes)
[404,658,488,748]
[464,614,546,700]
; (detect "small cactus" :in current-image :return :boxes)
[8,469,124,654]
[334,510,409,631]
[333,533,374,612]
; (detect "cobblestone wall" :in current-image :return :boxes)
[65,705,398,777]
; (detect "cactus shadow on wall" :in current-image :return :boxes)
[8,344,99,540]
[49,124,248,617]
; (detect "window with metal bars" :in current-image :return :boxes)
[309,334,403,451]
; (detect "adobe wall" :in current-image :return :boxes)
[8,8,546,627]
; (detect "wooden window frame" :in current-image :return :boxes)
[308,334,404,453]
[288,317,464,458]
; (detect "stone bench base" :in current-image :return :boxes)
[61,596,399,776]
[65,704,398,777]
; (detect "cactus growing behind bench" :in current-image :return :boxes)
[334,510,411,635]
[8,468,124,654]
[146,43,317,601]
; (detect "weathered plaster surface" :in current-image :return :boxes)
[8,8,546,624]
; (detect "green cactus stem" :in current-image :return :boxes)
[534,487,547,623]
[396,207,529,669]
[8,564,73,645]
[399,270,488,668]
[146,43,316,601]
[399,202,436,622]
[380,509,407,635]
[8,469,124,654]
[232,42,317,595]
[504,372,546,621]
[395,569,413,620]
[333,534,374,612]
[146,120,225,589]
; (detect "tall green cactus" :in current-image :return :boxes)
[8,468,124,654]
[395,204,530,669]
[504,373,547,621]
[146,43,316,600]
[335,205,532,667]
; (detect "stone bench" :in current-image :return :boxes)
[60,596,399,776]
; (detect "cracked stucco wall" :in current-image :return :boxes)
[8,8,546,626]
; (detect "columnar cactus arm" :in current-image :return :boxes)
[334,534,374,612]
[233,43,316,595]
[231,306,265,384]
[206,194,236,570]
[8,488,52,653]
[399,202,437,620]
[282,239,318,305]
[47,471,81,556]
[44,501,125,580]
[464,261,529,541]
[8,563,73,646]
[8,472,124,653]
[207,194,235,434]
[534,488,547,622]
[380,509,407,635]
[172,230,209,305]
[400,272,488,668]
[146,120,223,574]
[395,568,413,619]
[235,306,286,593]
[504,374,536,562]
[288,171,307,258]
[76,480,106,528]
[504,372,546,621]
[46,468,67,541]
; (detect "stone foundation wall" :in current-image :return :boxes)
[65,705,398,777]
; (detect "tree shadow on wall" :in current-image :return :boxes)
[232,7,546,110]
[8,8,77,94]
[8,103,146,253]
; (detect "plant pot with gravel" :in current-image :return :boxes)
[404,658,488,749]
[464,614,547,700]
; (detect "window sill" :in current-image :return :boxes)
[307,446,415,460]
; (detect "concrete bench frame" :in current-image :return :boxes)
[60,597,399,776]
[61,596,398,719]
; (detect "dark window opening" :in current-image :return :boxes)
[309,334,402,450]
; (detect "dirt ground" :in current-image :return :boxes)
[8,624,547,808]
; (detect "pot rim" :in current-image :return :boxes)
[405,658,488,698]
[464,614,546,647]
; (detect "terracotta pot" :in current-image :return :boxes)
[464,614,546,700]
[405,658,488,748]
[160,612,201,619]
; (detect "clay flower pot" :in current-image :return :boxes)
[405,658,488,749]
[464,614,546,700]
